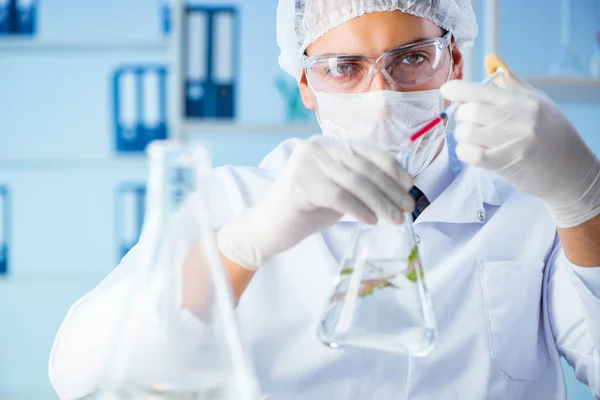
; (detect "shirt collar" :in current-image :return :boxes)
[413,140,453,204]
[338,139,455,223]
[415,164,507,225]
[261,136,508,225]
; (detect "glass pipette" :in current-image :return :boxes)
[409,68,507,143]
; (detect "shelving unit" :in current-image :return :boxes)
[0,156,147,170]
[0,38,169,53]
[182,120,320,135]
[526,77,600,103]
[169,0,319,139]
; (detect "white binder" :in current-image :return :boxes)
[213,11,234,85]
[187,10,208,98]
[143,70,161,128]
[119,71,138,140]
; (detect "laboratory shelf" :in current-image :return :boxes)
[0,156,147,170]
[0,38,169,53]
[0,271,111,283]
[525,77,600,103]
[182,120,321,135]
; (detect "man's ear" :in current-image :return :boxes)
[450,38,464,80]
[298,71,316,110]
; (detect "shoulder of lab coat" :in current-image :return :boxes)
[258,137,302,171]
[210,137,302,219]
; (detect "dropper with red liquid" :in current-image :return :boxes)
[409,68,506,143]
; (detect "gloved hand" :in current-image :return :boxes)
[217,136,415,270]
[440,73,600,229]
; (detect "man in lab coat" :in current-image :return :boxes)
[50,0,600,399]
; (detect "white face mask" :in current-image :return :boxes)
[312,88,446,177]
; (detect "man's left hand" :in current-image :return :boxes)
[440,73,600,228]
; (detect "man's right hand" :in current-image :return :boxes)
[217,135,415,271]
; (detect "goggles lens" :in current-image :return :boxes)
[304,34,451,93]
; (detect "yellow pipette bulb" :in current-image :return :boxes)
[484,53,510,84]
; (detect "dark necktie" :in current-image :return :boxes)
[409,186,430,221]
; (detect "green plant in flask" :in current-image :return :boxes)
[318,204,436,356]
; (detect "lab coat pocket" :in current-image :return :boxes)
[481,261,549,381]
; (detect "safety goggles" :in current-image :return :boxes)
[302,32,452,93]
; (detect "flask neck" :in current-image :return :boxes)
[143,140,211,233]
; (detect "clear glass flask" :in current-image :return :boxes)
[96,140,263,400]
[318,151,437,357]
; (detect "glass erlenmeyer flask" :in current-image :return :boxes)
[318,151,437,357]
[96,140,262,399]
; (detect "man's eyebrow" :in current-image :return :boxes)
[382,30,449,52]
[307,32,448,57]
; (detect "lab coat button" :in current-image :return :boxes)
[477,210,486,222]
[416,235,421,244]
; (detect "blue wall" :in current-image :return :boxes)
[0,0,598,398]
[472,0,600,154]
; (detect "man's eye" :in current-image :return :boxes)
[401,54,426,65]
[327,64,357,76]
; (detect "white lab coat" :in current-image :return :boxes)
[49,137,600,400]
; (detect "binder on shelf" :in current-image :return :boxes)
[16,0,36,35]
[185,9,208,118]
[0,0,10,33]
[161,0,171,35]
[0,0,37,35]
[185,6,238,119]
[140,68,168,150]
[212,9,236,118]
[113,65,168,153]
[0,186,10,275]
[116,183,146,260]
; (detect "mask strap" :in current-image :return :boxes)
[306,75,320,94]
[305,77,325,128]
[445,47,454,82]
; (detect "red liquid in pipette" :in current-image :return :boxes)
[410,116,444,142]
[409,115,445,142]
[409,69,506,143]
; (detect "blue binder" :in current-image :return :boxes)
[116,183,146,260]
[114,65,168,153]
[0,0,37,35]
[185,6,238,119]
[211,9,236,118]
[0,186,10,275]
[15,0,36,35]
[185,8,209,118]
[161,0,171,35]
[0,0,10,33]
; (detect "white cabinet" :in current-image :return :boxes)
[0,279,106,399]
[0,163,147,397]
[0,52,168,159]
[0,164,147,278]
[37,0,163,42]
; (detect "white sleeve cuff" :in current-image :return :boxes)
[568,262,600,299]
